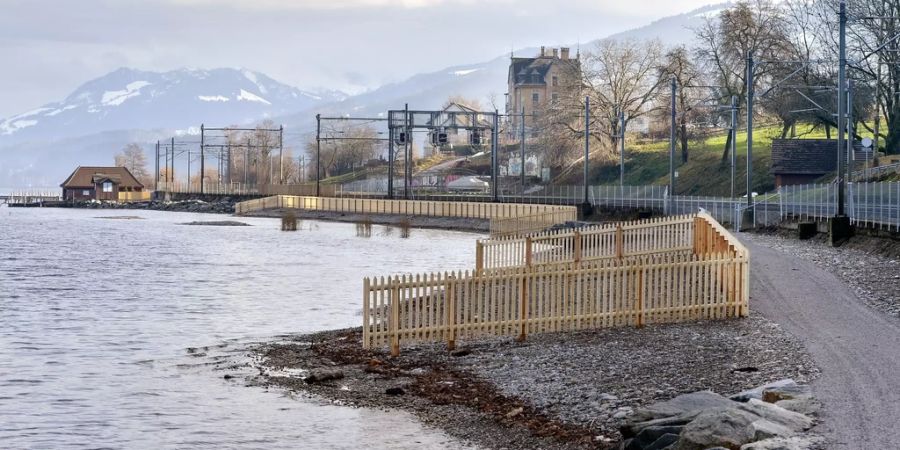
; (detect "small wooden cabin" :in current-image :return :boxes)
[60,166,144,201]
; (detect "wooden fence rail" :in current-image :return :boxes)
[488,210,578,237]
[477,214,702,271]
[235,195,578,224]
[363,212,749,355]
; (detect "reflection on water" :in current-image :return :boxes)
[0,207,479,449]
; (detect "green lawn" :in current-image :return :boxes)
[588,123,839,196]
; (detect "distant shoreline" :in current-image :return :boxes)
[44,199,490,233]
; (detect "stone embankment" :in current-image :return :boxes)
[71,199,236,214]
[248,312,818,449]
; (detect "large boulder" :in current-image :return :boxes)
[737,399,814,432]
[676,408,758,450]
[629,391,737,423]
[739,435,824,450]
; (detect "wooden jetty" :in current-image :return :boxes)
[0,191,61,207]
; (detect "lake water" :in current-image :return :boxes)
[0,207,480,449]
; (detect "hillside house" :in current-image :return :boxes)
[507,46,581,133]
[60,166,145,201]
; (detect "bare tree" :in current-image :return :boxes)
[306,124,378,178]
[540,38,665,171]
[659,46,705,162]
[694,0,791,161]
[114,143,151,186]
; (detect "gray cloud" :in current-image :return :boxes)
[0,0,713,117]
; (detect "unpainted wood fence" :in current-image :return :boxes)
[235,194,577,223]
[478,214,698,270]
[488,210,579,237]
[363,212,749,355]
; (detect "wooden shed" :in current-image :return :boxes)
[770,139,837,187]
[60,166,144,201]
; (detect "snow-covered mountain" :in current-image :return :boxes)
[0,67,345,144]
[0,3,726,187]
[284,2,727,123]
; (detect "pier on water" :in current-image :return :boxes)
[0,191,61,207]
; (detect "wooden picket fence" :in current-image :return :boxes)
[478,214,698,271]
[362,212,749,355]
[488,210,579,238]
[235,195,577,224]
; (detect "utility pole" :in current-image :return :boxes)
[388,112,394,199]
[279,125,284,184]
[746,54,754,209]
[619,109,626,188]
[584,96,590,206]
[730,95,737,201]
[492,109,499,202]
[669,77,677,208]
[227,142,232,185]
[404,104,410,200]
[200,124,205,194]
[837,0,847,217]
[244,140,250,188]
[315,114,321,197]
[521,106,526,192]
[155,141,159,192]
[171,137,176,190]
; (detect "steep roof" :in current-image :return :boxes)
[770,139,837,175]
[509,56,580,86]
[60,166,144,189]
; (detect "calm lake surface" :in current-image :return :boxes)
[0,207,480,449]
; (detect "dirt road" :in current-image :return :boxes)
[743,236,900,449]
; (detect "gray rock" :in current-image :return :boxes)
[304,368,344,383]
[775,398,821,416]
[676,408,757,450]
[629,391,737,423]
[622,412,700,438]
[751,419,795,441]
[625,425,684,450]
[736,399,814,432]
[762,384,811,403]
[646,433,680,450]
[731,379,798,402]
[740,435,824,450]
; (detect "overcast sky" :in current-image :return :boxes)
[0,0,714,117]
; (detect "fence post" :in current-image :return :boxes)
[636,265,645,328]
[693,216,704,255]
[446,275,456,351]
[518,267,529,342]
[390,278,401,357]
[475,241,484,274]
[615,225,624,259]
[573,230,582,266]
[362,277,370,349]
[525,236,533,267]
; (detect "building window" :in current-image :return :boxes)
[82,190,90,196]
[532,92,539,104]
[552,76,559,87]
[103,182,113,193]
[552,93,559,102]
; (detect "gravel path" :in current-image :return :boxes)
[742,234,900,449]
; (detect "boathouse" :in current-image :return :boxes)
[60,166,145,201]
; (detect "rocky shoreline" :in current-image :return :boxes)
[250,312,821,449]
[66,198,237,214]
